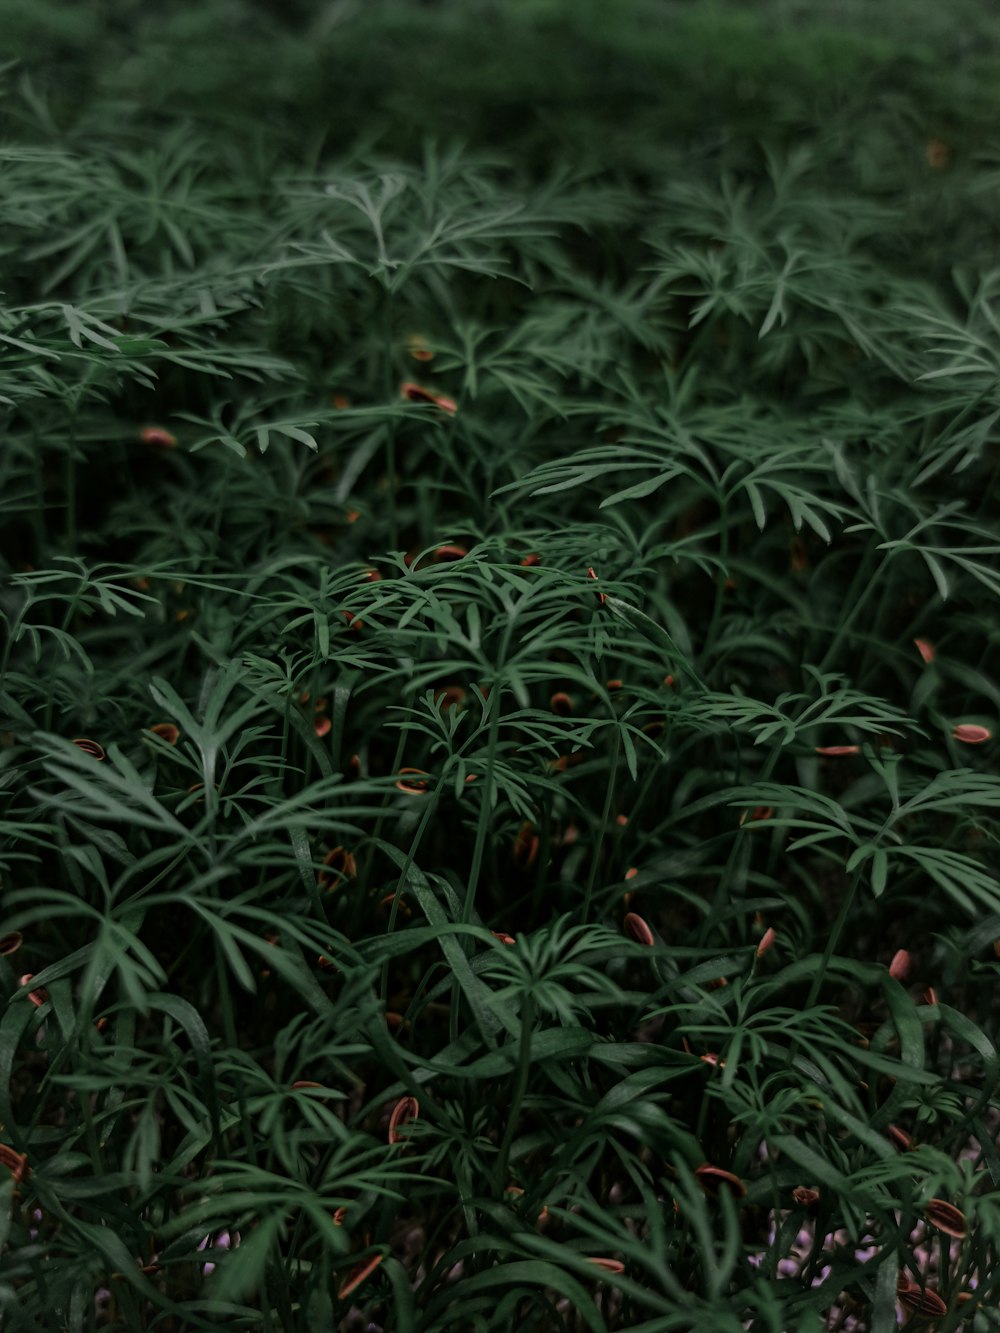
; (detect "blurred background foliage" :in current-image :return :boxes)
[4,0,1000,167]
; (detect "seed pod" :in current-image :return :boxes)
[140,426,177,448]
[914,638,935,665]
[0,931,23,956]
[314,716,332,738]
[549,691,573,716]
[505,1186,549,1224]
[406,333,434,362]
[695,1164,746,1199]
[491,931,516,946]
[395,768,430,794]
[0,1145,29,1183]
[400,382,457,415]
[897,1280,947,1318]
[378,892,412,921]
[889,949,912,981]
[925,1199,965,1239]
[318,846,356,890]
[387,1096,419,1145]
[519,553,541,567]
[19,974,48,1008]
[512,822,539,869]
[337,1253,384,1300]
[887,1125,912,1151]
[815,744,860,756]
[148,723,180,745]
[438,544,469,564]
[587,1257,625,1274]
[792,1186,820,1208]
[72,738,105,760]
[952,723,991,745]
[624,913,655,947]
[757,927,776,958]
[586,567,607,605]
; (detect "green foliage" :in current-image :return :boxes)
[1,1,998,1330]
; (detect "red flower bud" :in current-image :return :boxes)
[624,913,655,947]
[889,949,911,982]
[140,426,177,448]
[952,723,991,745]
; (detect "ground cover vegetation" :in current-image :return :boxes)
[1,0,999,1328]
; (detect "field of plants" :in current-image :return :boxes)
[1,1,999,1329]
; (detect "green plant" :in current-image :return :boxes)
[1,2,998,1330]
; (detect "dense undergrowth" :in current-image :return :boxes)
[1,1,999,1329]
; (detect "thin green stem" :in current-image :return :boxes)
[383,286,397,549]
[696,739,783,947]
[804,866,863,1011]
[702,497,730,663]
[462,683,503,926]
[494,993,534,1189]
[380,787,442,1004]
[65,414,77,551]
[582,726,620,919]
[358,729,409,890]
[816,549,888,676]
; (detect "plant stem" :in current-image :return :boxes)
[380,787,442,1004]
[804,866,864,1010]
[703,496,730,663]
[816,549,887,676]
[582,726,620,919]
[65,412,77,551]
[494,993,534,1189]
[383,286,397,549]
[463,682,503,926]
[696,739,782,946]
